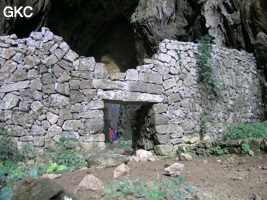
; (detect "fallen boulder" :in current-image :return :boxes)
[87,152,129,168]
[164,163,184,177]
[12,178,75,200]
[113,163,130,178]
[75,174,104,192]
[136,149,153,162]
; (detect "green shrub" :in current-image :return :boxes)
[222,121,267,140]
[197,35,227,95]
[241,143,251,154]
[54,149,85,170]
[0,130,24,163]
[210,146,229,156]
[102,175,196,200]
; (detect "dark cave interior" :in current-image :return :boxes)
[12,0,140,72]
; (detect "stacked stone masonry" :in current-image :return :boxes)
[0,27,264,152]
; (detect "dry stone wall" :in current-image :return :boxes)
[135,40,264,150]
[0,27,264,152]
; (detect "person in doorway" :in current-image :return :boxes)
[109,128,115,143]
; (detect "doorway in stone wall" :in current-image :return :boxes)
[103,101,154,150]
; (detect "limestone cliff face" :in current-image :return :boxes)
[0,0,267,101]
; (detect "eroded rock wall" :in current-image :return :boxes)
[0,28,264,152]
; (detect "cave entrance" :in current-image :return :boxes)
[87,16,138,72]
[103,101,155,150]
[46,0,139,73]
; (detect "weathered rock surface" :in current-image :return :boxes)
[12,178,75,200]
[164,163,184,177]
[87,152,129,168]
[135,149,153,162]
[113,163,130,178]
[179,153,193,161]
[76,174,104,192]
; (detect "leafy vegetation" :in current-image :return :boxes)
[210,146,229,156]
[0,130,24,163]
[53,137,85,170]
[102,175,197,200]
[222,121,267,141]
[54,149,85,170]
[197,35,227,95]
[241,143,251,154]
[0,132,85,200]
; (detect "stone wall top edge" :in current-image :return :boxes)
[160,39,255,58]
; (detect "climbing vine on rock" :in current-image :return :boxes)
[197,35,227,96]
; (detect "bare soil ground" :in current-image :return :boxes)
[53,154,267,200]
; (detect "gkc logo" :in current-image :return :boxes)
[3,6,33,18]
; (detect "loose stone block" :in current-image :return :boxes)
[55,83,70,95]
[163,78,176,90]
[31,125,46,136]
[1,93,19,109]
[93,79,125,90]
[87,100,104,110]
[57,71,71,83]
[70,90,86,104]
[62,120,84,131]
[72,71,93,79]
[139,72,163,84]
[9,125,27,137]
[43,83,56,94]
[43,30,54,41]
[79,57,95,71]
[152,103,168,113]
[59,41,70,52]
[0,81,30,93]
[85,118,104,134]
[30,31,43,40]
[126,69,138,81]
[47,125,63,138]
[94,63,108,79]
[154,145,174,155]
[154,134,169,144]
[128,82,163,95]
[168,93,181,104]
[20,136,34,142]
[33,136,45,147]
[110,73,125,80]
[42,73,55,84]
[154,124,180,134]
[80,80,93,89]
[69,79,80,89]
[151,114,168,125]
[1,60,17,74]
[74,110,104,119]
[1,49,16,59]
[64,49,79,62]
[27,69,39,79]
[31,101,43,112]
[46,112,59,124]
[50,94,70,108]
[54,48,65,60]
[158,53,171,63]
[42,54,58,65]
